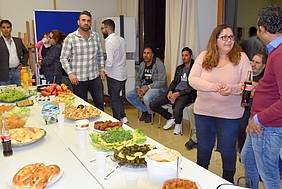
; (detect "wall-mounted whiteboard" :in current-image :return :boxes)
[33,9,81,42]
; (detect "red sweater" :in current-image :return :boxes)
[251,43,282,127]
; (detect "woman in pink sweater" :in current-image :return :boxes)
[188,24,251,183]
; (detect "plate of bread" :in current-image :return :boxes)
[9,163,63,189]
[9,127,46,147]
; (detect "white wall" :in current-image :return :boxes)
[0,0,119,36]
[197,0,218,54]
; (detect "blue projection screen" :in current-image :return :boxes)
[34,10,81,42]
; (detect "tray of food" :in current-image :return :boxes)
[94,120,122,132]
[0,105,15,114]
[9,127,46,147]
[113,144,154,168]
[16,99,34,107]
[64,105,100,120]
[90,128,146,151]
[9,163,62,189]
[161,178,199,189]
[0,88,29,103]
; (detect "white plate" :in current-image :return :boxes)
[92,127,105,133]
[8,169,63,188]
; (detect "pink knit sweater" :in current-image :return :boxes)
[189,51,251,119]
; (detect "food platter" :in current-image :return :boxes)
[8,163,63,189]
[93,120,122,131]
[64,105,101,120]
[9,127,47,147]
[112,144,154,168]
[161,178,200,189]
[0,88,29,103]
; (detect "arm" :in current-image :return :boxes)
[150,60,167,89]
[95,33,105,72]
[60,36,73,74]
[229,52,251,95]
[188,52,219,92]
[135,62,144,88]
[36,41,43,60]
[105,40,114,68]
[256,53,282,125]
[167,66,179,92]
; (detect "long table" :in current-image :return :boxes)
[0,95,231,189]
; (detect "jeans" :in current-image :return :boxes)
[0,68,20,86]
[45,75,62,84]
[72,77,104,111]
[106,76,126,120]
[150,93,193,124]
[241,125,282,189]
[195,114,241,175]
[126,88,165,114]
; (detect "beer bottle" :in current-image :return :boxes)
[241,71,253,107]
[1,119,13,157]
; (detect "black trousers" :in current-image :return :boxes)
[72,77,104,111]
[150,93,193,124]
[238,107,251,153]
[107,76,126,120]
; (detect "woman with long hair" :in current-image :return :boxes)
[39,29,66,84]
[188,24,251,183]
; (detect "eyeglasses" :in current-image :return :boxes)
[218,35,235,41]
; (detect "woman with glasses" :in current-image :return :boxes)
[188,24,251,183]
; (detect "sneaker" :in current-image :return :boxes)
[121,117,128,124]
[144,113,153,123]
[173,124,183,135]
[139,112,147,121]
[163,118,175,130]
[185,139,197,150]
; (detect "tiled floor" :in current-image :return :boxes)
[104,104,271,188]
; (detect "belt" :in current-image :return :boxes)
[9,65,19,70]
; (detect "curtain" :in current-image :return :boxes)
[118,0,138,18]
[164,0,199,81]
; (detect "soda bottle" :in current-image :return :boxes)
[1,119,13,157]
[241,71,253,107]
[32,74,37,86]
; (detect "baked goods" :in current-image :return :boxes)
[94,120,122,131]
[9,127,46,145]
[12,163,61,189]
[162,178,198,189]
[6,115,27,129]
[0,105,14,114]
[64,105,100,119]
[16,100,34,107]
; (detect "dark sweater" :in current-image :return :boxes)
[42,44,62,76]
[251,43,282,127]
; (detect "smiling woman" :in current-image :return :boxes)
[188,24,251,183]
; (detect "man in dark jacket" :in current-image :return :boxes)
[0,20,28,85]
[150,47,196,135]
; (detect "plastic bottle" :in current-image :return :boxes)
[20,67,27,87]
[1,119,13,157]
[241,70,253,107]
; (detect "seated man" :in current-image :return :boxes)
[126,46,167,123]
[150,47,196,135]
[185,103,198,150]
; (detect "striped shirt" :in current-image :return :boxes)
[60,29,105,81]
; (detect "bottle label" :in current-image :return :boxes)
[244,84,253,91]
[1,135,11,141]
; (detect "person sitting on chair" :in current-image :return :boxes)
[150,47,196,134]
[126,46,167,123]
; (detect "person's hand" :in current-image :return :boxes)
[140,86,149,96]
[246,118,261,135]
[68,73,79,85]
[38,59,43,66]
[136,88,143,97]
[167,91,173,100]
[218,84,231,96]
[170,92,180,102]
[99,71,106,80]
[211,83,222,92]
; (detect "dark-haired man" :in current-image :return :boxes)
[241,6,282,189]
[0,20,28,85]
[101,19,128,123]
[150,47,196,134]
[126,46,167,123]
[60,11,105,110]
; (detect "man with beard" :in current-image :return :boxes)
[60,11,105,110]
[0,20,28,85]
[101,19,128,123]
[126,46,167,123]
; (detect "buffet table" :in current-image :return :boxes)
[0,95,231,189]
